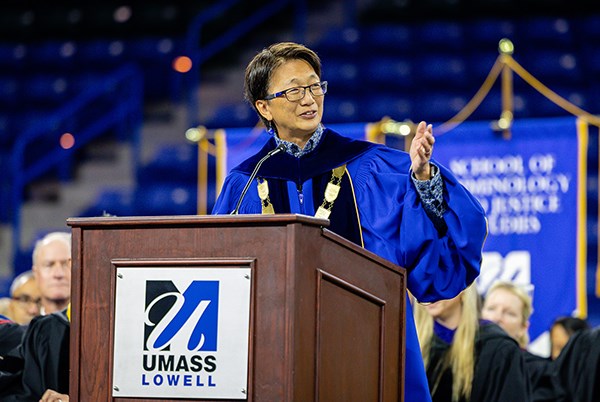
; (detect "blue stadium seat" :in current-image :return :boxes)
[415,20,465,51]
[579,43,600,77]
[133,184,197,216]
[361,94,413,123]
[27,40,78,70]
[361,24,414,53]
[413,92,469,123]
[138,143,198,186]
[0,76,20,106]
[205,102,257,129]
[323,96,360,123]
[0,113,10,146]
[516,50,583,86]
[516,16,574,48]
[464,18,517,50]
[414,53,469,89]
[465,50,500,82]
[124,37,182,99]
[469,91,531,121]
[76,39,126,69]
[363,56,413,91]
[12,109,54,136]
[586,215,598,255]
[321,58,361,95]
[22,74,70,105]
[587,171,598,208]
[125,37,180,61]
[577,14,600,43]
[0,43,28,72]
[470,90,502,121]
[313,27,361,58]
[586,83,600,115]
[519,86,587,117]
[79,188,134,217]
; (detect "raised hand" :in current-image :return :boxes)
[410,121,435,180]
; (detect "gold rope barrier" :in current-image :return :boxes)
[374,38,600,140]
[503,56,600,128]
[434,54,504,136]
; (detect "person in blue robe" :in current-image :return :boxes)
[212,42,487,402]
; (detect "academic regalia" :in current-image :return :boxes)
[11,309,70,401]
[427,321,531,402]
[554,327,600,402]
[0,321,25,354]
[213,128,488,402]
[0,321,26,398]
[522,350,558,402]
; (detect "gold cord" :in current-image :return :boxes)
[258,165,347,218]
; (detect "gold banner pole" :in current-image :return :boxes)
[499,39,515,140]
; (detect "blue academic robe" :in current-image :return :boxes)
[213,128,487,402]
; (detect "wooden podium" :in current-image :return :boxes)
[67,214,406,401]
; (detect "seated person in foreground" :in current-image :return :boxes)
[5,306,70,401]
[481,281,557,402]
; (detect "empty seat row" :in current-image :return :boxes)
[0,1,213,41]
[79,184,207,218]
[315,15,600,57]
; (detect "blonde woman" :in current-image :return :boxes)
[414,284,531,402]
[481,281,532,348]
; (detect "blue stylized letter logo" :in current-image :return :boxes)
[144,280,219,352]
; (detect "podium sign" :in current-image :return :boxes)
[112,266,251,399]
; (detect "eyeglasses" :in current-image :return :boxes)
[264,81,328,102]
[12,295,42,307]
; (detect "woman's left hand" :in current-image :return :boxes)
[410,121,435,180]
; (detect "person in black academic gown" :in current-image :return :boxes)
[414,283,531,402]
[0,317,26,398]
[549,316,590,361]
[4,307,70,401]
[481,281,558,402]
[553,326,600,402]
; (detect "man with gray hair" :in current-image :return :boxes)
[31,232,71,315]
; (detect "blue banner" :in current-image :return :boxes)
[433,117,588,349]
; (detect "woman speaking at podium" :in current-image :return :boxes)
[212,42,487,402]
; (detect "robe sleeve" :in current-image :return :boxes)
[351,146,487,302]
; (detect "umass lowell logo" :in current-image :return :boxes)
[144,280,219,352]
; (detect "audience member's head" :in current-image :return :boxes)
[32,232,71,314]
[6,270,41,324]
[481,281,532,348]
[549,316,590,360]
